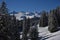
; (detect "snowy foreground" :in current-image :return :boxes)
[38,25,60,40]
[20,24,60,40]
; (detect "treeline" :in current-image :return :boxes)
[0,1,21,40]
[0,1,60,40]
[0,1,39,40]
[21,7,60,39]
[39,7,60,33]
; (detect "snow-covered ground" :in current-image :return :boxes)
[20,24,60,40]
[37,24,60,40]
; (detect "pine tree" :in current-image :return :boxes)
[0,15,11,40]
[0,1,8,14]
[29,23,38,40]
[48,10,59,33]
[39,11,48,27]
[0,2,12,38]
[22,17,28,40]
[56,7,60,26]
[26,18,31,33]
[22,17,31,40]
[10,14,20,40]
[0,1,20,40]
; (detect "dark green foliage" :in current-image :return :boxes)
[55,7,60,26]
[22,18,31,40]
[0,14,20,40]
[0,1,20,40]
[0,33,9,40]
[48,10,59,33]
[0,1,8,14]
[39,11,48,27]
[29,23,38,40]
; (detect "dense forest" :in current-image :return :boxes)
[0,1,60,40]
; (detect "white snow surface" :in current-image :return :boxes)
[37,24,60,40]
[20,24,60,40]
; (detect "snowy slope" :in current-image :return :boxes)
[37,24,60,40]
[20,24,60,40]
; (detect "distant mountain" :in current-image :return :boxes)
[10,11,18,14]
[10,11,41,20]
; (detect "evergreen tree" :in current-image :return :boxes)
[39,11,48,27]
[10,14,20,40]
[0,1,12,39]
[0,1,8,14]
[0,1,20,40]
[22,17,28,40]
[22,17,31,40]
[48,10,59,33]
[56,7,60,26]
[29,23,38,40]
[0,15,11,40]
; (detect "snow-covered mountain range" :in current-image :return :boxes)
[10,11,41,20]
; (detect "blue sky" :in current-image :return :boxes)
[0,0,60,12]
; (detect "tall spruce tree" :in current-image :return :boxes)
[10,14,20,40]
[56,7,60,26]
[22,17,28,40]
[48,10,59,33]
[39,11,48,27]
[0,1,11,40]
[22,17,31,40]
[0,1,20,40]
[0,1,8,14]
[29,23,38,40]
